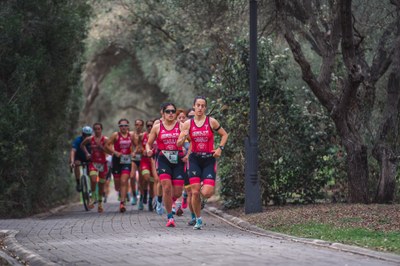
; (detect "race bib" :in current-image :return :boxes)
[120,154,132,164]
[94,163,104,172]
[133,154,142,161]
[162,150,178,164]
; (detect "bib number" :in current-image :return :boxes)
[162,150,178,164]
[94,163,104,172]
[120,154,132,164]
[133,154,142,161]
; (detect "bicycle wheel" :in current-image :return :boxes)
[81,174,90,211]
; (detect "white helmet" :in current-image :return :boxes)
[82,126,93,135]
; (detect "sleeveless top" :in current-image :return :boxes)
[114,132,132,155]
[189,116,214,153]
[156,121,182,152]
[90,136,106,163]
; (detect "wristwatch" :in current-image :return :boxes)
[219,145,224,151]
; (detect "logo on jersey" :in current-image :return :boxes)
[197,143,206,150]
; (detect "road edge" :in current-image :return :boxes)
[205,206,400,264]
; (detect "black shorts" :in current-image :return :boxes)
[112,155,132,176]
[156,153,185,182]
[188,153,216,181]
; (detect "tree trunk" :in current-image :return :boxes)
[375,148,397,203]
[344,142,369,203]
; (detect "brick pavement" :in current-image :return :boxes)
[0,192,399,266]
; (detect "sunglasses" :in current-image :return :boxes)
[147,124,153,128]
[119,124,129,127]
[164,109,176,114]
[188,115,194,119]
[135,123,142,126]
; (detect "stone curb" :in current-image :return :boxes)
[0,230,56,266]
[0,203,76,265]
[205,206,400,264]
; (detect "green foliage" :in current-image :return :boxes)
[204,37,346,208]
[0,1,91,217]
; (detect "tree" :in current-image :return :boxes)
[274,0,400,203]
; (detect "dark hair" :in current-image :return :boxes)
[193,96,207,106]
[159,102,170,111]
[135,119,144,126]
[162,103,176,113]
[118,118,129,124]
[93,122,103,129]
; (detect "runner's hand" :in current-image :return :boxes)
[212,149,221,158]
[146,149,153,157]
[182,155,189,163]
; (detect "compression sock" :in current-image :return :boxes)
[167,213,174,219]
[157,196,163,203]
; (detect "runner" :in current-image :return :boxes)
[177,96,229,229]
[80,122,108,213]
[70,126,93,192]
[152,103,168,215]
[146,103,184,227]
[130,119,144,206]
[105,118,138,213]
[140,120,155,211]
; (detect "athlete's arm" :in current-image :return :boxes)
[176,120,190,147]
[69,148,76,168]
[145,124,159,157]
[104,132,119,157]
[80,136,91,160]
[210,117,228,158]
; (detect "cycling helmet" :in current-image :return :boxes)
[82,126,93,135]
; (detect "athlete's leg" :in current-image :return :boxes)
[130,162,138,205]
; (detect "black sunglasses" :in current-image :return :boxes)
[164,109,176,114]
[119,124,129,127]
[188,115,194,119]
[147,124,153,127]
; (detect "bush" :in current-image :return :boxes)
[0,1,91,217]
[204,37,346,208]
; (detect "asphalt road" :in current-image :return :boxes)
[0,192,399,266]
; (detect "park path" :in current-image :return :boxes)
[0,192,399,266]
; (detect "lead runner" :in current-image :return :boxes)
[177,96,228,230]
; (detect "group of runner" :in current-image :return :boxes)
[69,96,228,229]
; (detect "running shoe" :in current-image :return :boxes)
[193,218,203,230]
[138,199,144,210]
[143,195,148,204]
[156,200,164,215]
[131,196,137,205]
[176,207,183,216]
[119,202,126,213]
[98,203,104,213]
[182,196,188,209]
[166,218,176,227]
[188,218,196,226]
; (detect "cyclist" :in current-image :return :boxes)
[80,122,109,213]
[105,118,138,213]
[177,96,229,229]
[70,126,93,192]
[146,103,184,227]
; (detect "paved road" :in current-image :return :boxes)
[0,193,399,266]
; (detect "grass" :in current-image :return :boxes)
[271,222,400,254]
[225,203,400,254]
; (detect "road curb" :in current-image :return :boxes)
[205,206,400,264]
[0,230,56,266]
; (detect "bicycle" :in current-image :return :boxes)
[80,162,92,211]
